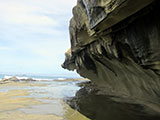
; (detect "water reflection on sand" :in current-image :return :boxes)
[0,80,90,120]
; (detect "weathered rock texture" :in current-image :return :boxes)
[67,82,160,120]
[62,0,160,113]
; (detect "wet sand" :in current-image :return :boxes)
[0,81,89,120]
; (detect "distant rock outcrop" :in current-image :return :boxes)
[0,76,35,83]
[62,0,160,113]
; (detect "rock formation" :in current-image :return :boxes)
[62,0,160,114]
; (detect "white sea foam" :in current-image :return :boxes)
[31,78,53,81]
[57,78,66,80]
[4,75,14,79]
[4,75,29,79]
[16,76,29,80]
[2,75,66,81]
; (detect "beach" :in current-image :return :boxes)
[0,77,90,120]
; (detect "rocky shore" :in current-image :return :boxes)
[0,78,90,120]
[0,77,35,83]
[67,81,160,120]
[62,0,160,119]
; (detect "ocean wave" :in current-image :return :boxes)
[31,78,53,81]
[4,75,14,79]
[57,78,66,80]
[1,75,66,81]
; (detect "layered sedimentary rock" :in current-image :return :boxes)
[62,0,160,113]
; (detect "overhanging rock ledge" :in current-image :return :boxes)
[62,0,160,114]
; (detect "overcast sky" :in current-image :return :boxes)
[0,0,78,77]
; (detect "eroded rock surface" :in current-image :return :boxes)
[62,0,160,114]
[67,81,160,120]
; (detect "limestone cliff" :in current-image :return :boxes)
[62,0,160,113]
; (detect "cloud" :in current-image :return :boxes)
[0,46,11,50]
[0,0,77,75]
[0,0,77,34]
[0,2,58,26]
[0,0,76,25]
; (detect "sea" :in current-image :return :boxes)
[0,74,86,99]
[0,73,89,120]
[0,74,80,81]
[0,74,160,120]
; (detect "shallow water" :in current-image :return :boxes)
[0,80,90,120]
[1,76,160,120]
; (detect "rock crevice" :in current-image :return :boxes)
[62,0,160,112]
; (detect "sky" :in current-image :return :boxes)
[0,0,78,77]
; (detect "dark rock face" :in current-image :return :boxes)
[62,0,160,114]
[67,82,160,120]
